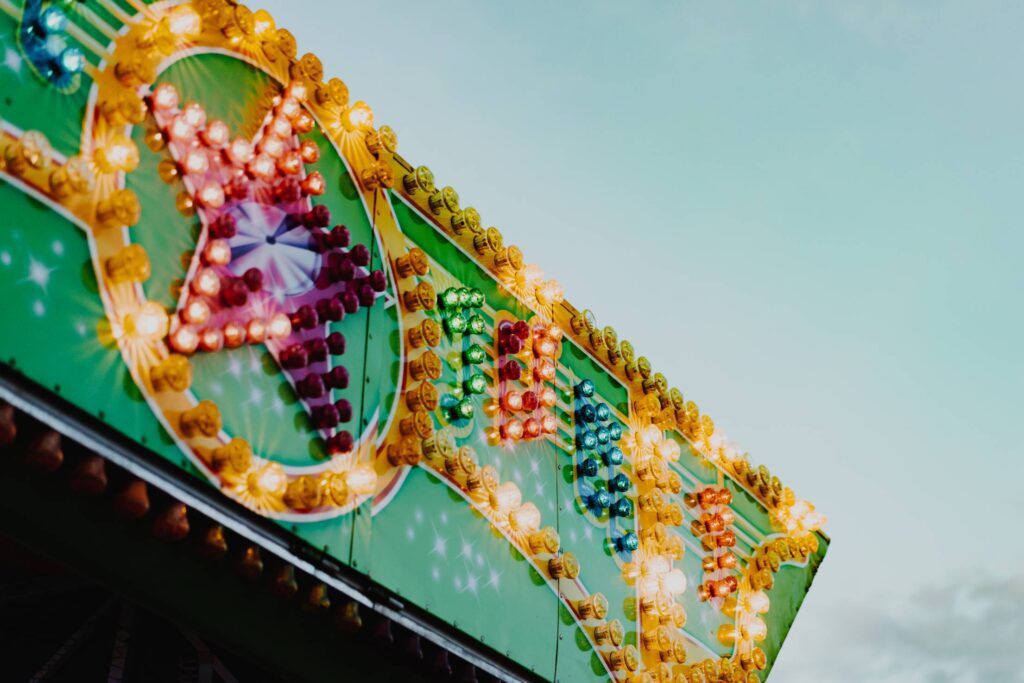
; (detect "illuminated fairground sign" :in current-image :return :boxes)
[0,1,827,680]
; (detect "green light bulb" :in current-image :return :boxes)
[440,287,461,309]
[445,312,468,334]
[452,399,475,420]
[467,314,486,335]
[465,373,488,395]
[464,344,487,365]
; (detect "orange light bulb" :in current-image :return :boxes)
[277,152,301,175]
[280,98,300,119]
[170,325,199,354]
[203,239,231,266]
[182,298,210,325]
[223,321,245,348]
[151,83,179,111]
[197,182,225,208]
[534,337,556,357]
[227,138,253,165]
[182,102,206,128]
[503,391,523,412]
[502,420,524,441]
[270,116,292,138]
[268,313,292,339]
[246,318,267,343]
[286,81,308,102]
[200,327,223,352]
[168,116,194,142]
[293,111,315,134]
[182,149,209,175]
[299,139,319,163]
[539,386,557,407]
[202,120,229,148]
[300,171,325,195]
[535,360,556,382]
[193,267,220,296]
[248,154,276,180]
[260,135,284,158]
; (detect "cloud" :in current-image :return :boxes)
[776,572,1024,682]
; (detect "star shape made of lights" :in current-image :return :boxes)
[148,80,388,455]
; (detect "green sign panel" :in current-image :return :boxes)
[0,1,826,680]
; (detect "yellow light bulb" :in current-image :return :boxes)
[125,301,168,340]
[638,575,659,601]
[744,591,770,614]
[643,555,670,576]
[637,424,661,451]
[343,101,373,131]
[509,502,541,533]
[490,481,521,511]
[516,264,543,291]
[661,568,686,595]
[346,462,377,496]
[167,5,201,37]
[97,136,139,173]
[255,463,286,494]
[790,500,812,519]
[742,616,768,642]
[655,438,681,462]
[252,9,275,35]
[536,279,564,306]
[716,624,738,646]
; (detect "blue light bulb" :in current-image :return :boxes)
[577,457,599,478]
[576,403,596,423]
[608,423,623,442]
[595,426,610,445]
[610,498,633,518]
[595,403,611,422]
[589,489,612,510]
[603,446,624,466]
[58,46,84,75]
[575,379,595,398]
[617,531,640,552]
[577,430,598,451]
[39,6,68,33]
[609,473,631,493]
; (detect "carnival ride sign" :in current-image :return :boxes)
[0,1,827,680]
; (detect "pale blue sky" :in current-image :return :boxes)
[261,1,1024,679]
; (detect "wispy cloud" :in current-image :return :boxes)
[778,572,1024,682]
